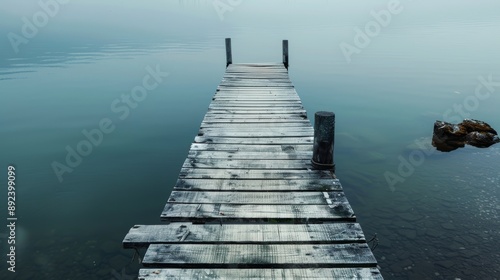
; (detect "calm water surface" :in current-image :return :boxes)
[1,1,499,279]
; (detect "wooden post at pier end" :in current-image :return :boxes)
[312,111,335,171]
[225,38,232,67]
[282,39,289,69]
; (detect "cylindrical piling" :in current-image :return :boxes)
[225,38,232,67]
[312,111,335,171]
[282,40,289,69]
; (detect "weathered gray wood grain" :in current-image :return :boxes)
[202,119,310,124]
[187,150,312,160]
[179,168,332,179]
[160,203,355,223]
[221,78,292,82]
[183,158,312,169]
[168,191,348,205]
[173,178,342,192]
[189,143,312,152]
[207,109,307,114]
[213,98,301,102]
[203,113,308,119]
[215,88,296,92]
[123,223,365,247]
[198,127,313,138]
[194,136,313,144]
[218,85,294,89]
[138,268,383,279]
[214,93,299,98]
[142,243,375,268]
[200,122,311,128]
[209,102,303,107]
[207,107,304,113]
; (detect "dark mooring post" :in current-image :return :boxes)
[282,39,289,69]
[225,38,232,67]
[312,111,335,171]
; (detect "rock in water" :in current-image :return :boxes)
[432,119,499,152]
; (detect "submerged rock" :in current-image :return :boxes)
[432,119,500,152]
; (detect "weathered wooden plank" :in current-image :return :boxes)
[201,122,311,128]
[216,88,297,92]
[183,158,312,169]
[222,76,289,79]
[202,118,309,124]
[217,82,293,87]
[213,97,301,102]
[187,150,312,160]
[212,96,301,101]
[218,80,293,88]
[224,69,289,74]
[214,92,298,95]
[209,106,304,111]
[214,92,299,97]
[213,96,299,100]
[199,127,313,132]
[210,101,303,107]
[224,70,289,74]
[160,203,355,223]
[219,82,293,87]
[223,72,292,75]
[203,113,308,119]
[207,109,307,115]
[227,63,287,67]
[198,131,312,138]
[142,243,375,268]
[194,136,313,144]
[208,108,305,113]
[174,178,342,192]
[222,75,291,79]
[123,223,365,248]
[168,191,348,205]
[222,78,291,82]
[224,70,288,73]
[216,87,295,91]
[179,168,332,179]
[226,66,288,72]
[138,268,383,279]
[224,70,289,73]
[225,67,287,71]
[189,143,312,152]
[199,128,313,138]
[227,63,286,67]
[208,106,304,111]
[218,86,295,90]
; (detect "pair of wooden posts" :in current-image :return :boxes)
[225,38,288,69]
[224,38,335,171]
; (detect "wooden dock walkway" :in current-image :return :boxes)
[123,40,382,279]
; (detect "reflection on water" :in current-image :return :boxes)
[1,0,500,279]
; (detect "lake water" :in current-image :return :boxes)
[1,0,499,279]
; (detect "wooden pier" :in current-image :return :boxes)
[123,39,382,279]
